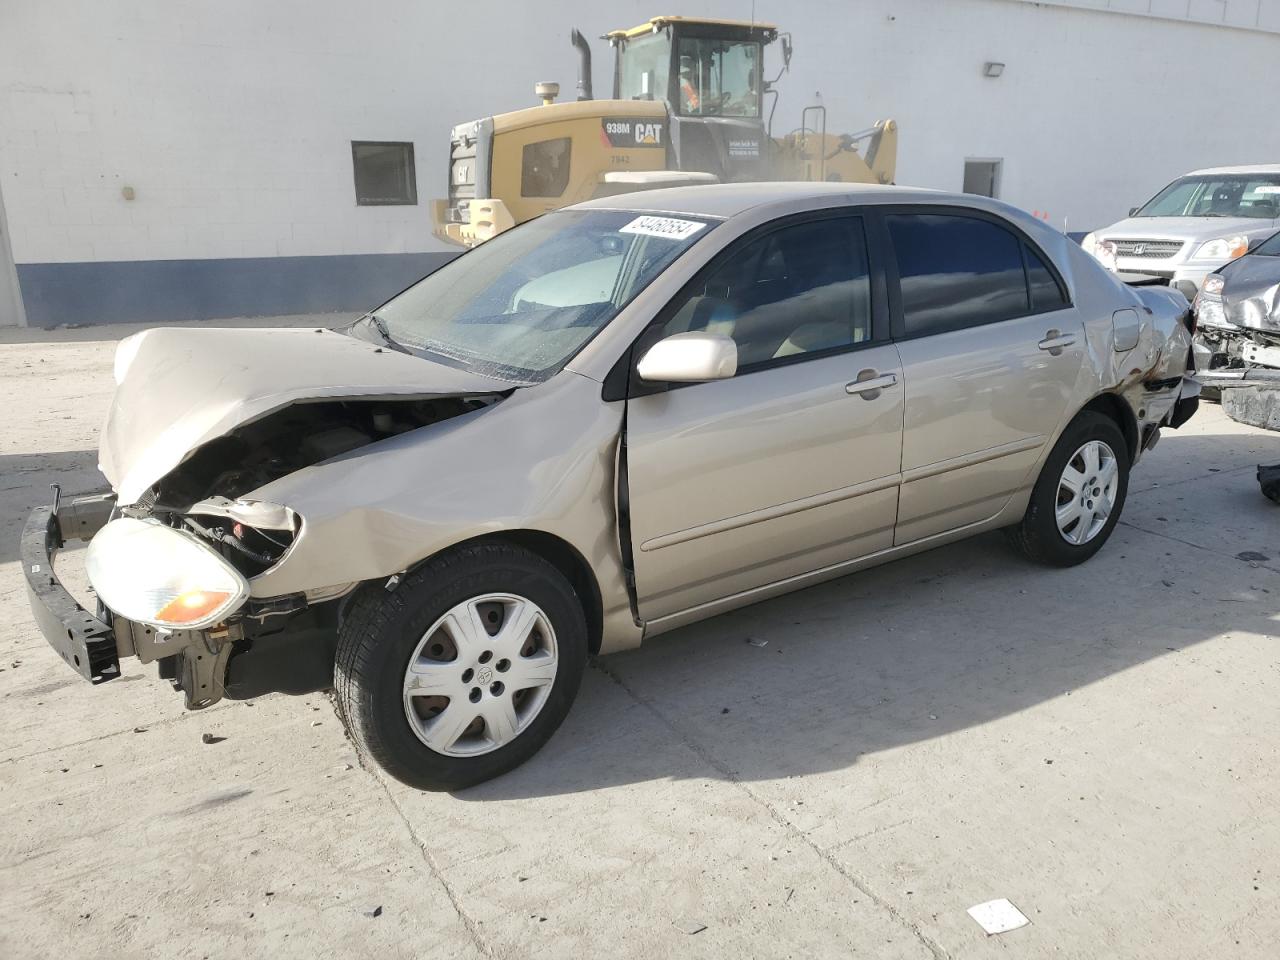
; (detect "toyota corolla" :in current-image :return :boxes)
[24,183,1199,790]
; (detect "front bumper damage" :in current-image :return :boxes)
[23,498,118,683]
[23,491,244,708]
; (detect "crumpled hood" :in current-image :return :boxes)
[1098,216,1278,244]
[101,326,514,505]
[1219,254,1280,333]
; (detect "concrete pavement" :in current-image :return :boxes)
[1,317,1278,959]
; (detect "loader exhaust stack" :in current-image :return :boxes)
[571,28,592,100]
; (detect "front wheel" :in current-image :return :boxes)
[335,543,587,791]
[1007,411,1130,567]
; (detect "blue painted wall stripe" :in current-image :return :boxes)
[16,251,460,328]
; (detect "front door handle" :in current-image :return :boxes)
[1038,329,1077,356]
[845,370,898,399]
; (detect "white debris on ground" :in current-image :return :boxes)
[967,898,1030,935]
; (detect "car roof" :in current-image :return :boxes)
[573,181,980,220]
[1184,163,1280,176]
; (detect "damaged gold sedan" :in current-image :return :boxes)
[24,183,1200,789]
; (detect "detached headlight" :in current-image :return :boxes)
[1200,274,1225,296]
[86,518,249,630]
[1194,235,1249,261]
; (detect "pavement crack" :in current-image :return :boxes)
[1128,462,1257,496]
[827,818,915,851]
[1117,519,1280,575]
[369,769,497,960]
[591,659,950,960]
[0,704,228,764]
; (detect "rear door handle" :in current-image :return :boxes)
[1038,329,1077,355]
[845,371,898,399]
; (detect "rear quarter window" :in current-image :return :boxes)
[1024,243,1068,312]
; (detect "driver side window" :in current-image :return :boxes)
[658,216,873,372]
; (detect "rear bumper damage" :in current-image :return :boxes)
[1167,375,1201,430]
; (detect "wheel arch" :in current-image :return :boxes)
[435,529,605,655]
[1079,392,1139,461]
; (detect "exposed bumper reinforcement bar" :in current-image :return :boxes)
[22,501,119,683]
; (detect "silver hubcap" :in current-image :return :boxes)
[1055,439,1118,545]
[402,593,558,757]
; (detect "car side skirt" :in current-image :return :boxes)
[640,492,1032,640]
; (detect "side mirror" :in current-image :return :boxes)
[1128,207,1140,217]
[637,332,738,383]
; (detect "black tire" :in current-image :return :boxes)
[1006,411,1130,567]
[335,542,587,791]
[1260,464,1280,505]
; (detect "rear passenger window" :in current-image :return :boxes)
[887,214,1029,337]
[661,217,873,370]
[1024,243,1067,312]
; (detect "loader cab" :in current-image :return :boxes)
[608,16,777,183]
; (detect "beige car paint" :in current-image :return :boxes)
[893,307,1086,544]
[101,325,513,506]
[244,369,644,652]
[627,344,904,620]
[87,183,1194,670]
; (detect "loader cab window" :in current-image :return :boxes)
[618,32,672,102]
[675,37,761,118]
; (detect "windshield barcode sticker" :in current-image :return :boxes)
[619,216,707,240]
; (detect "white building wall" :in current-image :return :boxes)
[1012,0,1280,33]
[0,0,1277,268]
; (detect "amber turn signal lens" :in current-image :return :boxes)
[155,590,233,625]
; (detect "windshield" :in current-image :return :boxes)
[1135,174,1280,219]
[1254,230,1280,256]
[370,210,715,382]
[676,37,761,117]
[618,32,671,101]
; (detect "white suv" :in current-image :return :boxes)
[1082,164,1280,300]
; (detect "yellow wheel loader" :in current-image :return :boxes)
[431,15,898,247]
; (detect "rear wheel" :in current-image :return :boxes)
[1007,412,1129,567]
[335,543,587,791]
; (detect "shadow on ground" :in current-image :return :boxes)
[458,426,1280,800]
[4,418,1277,800]
[0,450,102,562]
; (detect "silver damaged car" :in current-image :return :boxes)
[24,184,1200,789]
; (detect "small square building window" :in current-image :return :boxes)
[352,141,417,205]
